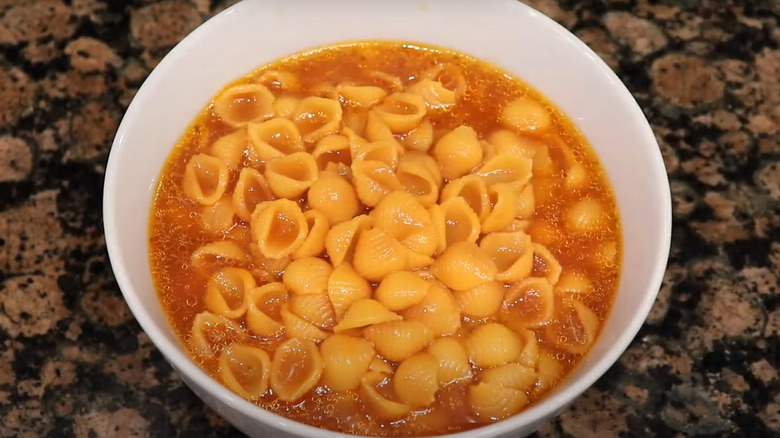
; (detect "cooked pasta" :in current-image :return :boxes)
[182,153,229,206]
[393,352,439,408]
[432,125,483,180]
[320,334,375,392]
[269,338,323,402]
[426,337,472,385]
[218,344,271,401]
[150,41,621,437]
[213,83,275,127]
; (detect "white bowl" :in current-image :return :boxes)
[103,0,672,437]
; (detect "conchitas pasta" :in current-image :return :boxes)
[150,41,621,437]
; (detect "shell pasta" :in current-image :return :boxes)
[150,41,621,437]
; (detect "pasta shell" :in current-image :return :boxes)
[468,382,528,420]
[440,175,491,222]
[500,96,551,133]
[482,183,518,234]
[343,127,372,159]
[427,337,472,385]
[505,218,531,233]
[270,338,324,402]
[432,242,497,291]
[402,283,461,337]
[293,96,343,143]
[533,243,562,284]
[369,191,436,256]
[555,271,592,295]
[320,334,375,392]
[341,108,368,139]
[232,168,274,222]
[364,320,434,362]
[259,70,300,92]
[282,257,333,295]
[475,153,533,189]
[452,281,505,318]
[367,70,404,92]
[291,210,329,259]
[408,78,456,110]
[325,214,372,266]
[480,231,534,282]
[280,303,329,342]
[402,119,434,152]
[333,299,401,332]
[393,352,439,409]
[209,128,248,169]
[375,271,430,311]
[566,163,589,189]
[327,263,372,320]
[517,328,540,368]
[480,363,536,391]
[351,159,403,207]
[429,197,481,253]
[218,344,271,401]
[290,293,335,329]
[353,139,401,170]
[481,138,499,161]
[420,63,466,96]
[403,247,435,271]
[248,247,291,282]
[360,371,411,421]
[272,95,299,119]
[307,172,359,226]
[205,267,255,319]
[374,92,427,133]
[352,227,408,282]
[213,83,275,127]
[201,197,236,233]
[535,349,563,393]
[250,198,308,259]
[365,109,395,142]
[566,198,606,234]
[338,83,387,107]
[182,153,230,206]
[312,134,352,170]
[247,117,304,163]
[396,151,441,206]
[246,282,287,338]
[463,323,521,368]
[544,298,600,355]
[190,241,248,270]
[188,311,246,358]
[265,151,318,199]
[368,356,393,374]
[500,277,555,329]
[432,125,483,181]
[516,182,535,220]
[487,129,539,159]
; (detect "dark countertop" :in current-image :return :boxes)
[0,0,778,437]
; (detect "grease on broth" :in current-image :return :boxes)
[149,41,621,437]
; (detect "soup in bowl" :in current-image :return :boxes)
[103,1,671,437]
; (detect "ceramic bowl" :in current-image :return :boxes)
[104,1,672,436]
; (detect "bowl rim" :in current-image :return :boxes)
[103,0,672,436]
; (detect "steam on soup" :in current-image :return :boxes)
[149,41,621,436]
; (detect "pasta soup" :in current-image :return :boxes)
[149,41,622,437]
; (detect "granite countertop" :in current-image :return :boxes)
[0,0,778,437]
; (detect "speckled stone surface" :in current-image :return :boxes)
[0,0,778,437]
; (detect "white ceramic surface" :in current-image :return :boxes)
[103,0,673,437]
